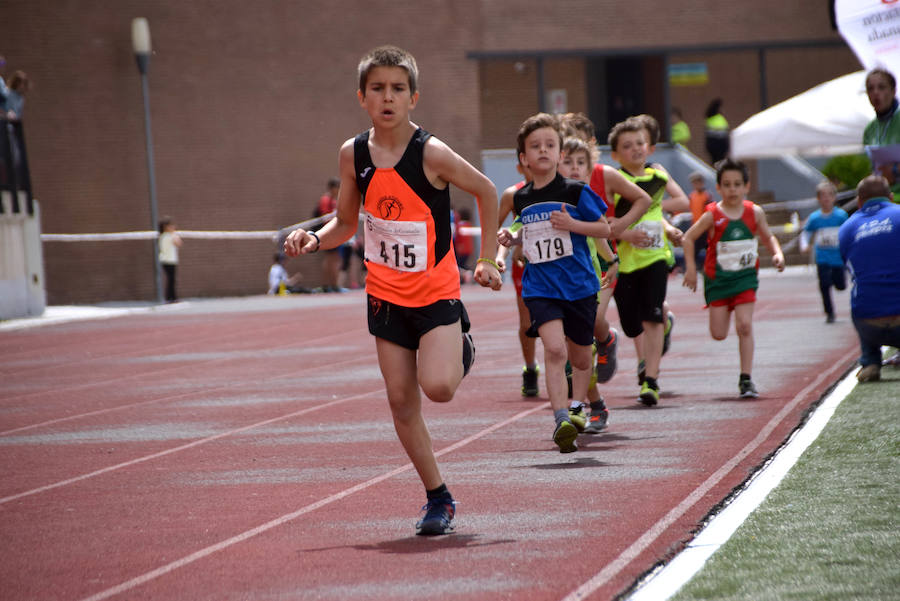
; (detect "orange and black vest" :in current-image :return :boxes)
[354,128,460,307]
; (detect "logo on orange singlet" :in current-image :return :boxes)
[376,195,403,220]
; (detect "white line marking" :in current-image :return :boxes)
[559,348,857,601]
[77,402,550,601]
[624,369,858,601]
[0,390,382,505]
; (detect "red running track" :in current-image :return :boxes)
[0,269,859,601]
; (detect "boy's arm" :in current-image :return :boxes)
[605,167,651,237]
[680,211,713,292]
[753,205,785,271]
[594,237,615,262]
[656,166,690,214]
[284,139,360,256]
[662,216,683,246]
[425,137,501,289]
[549,205,611,238]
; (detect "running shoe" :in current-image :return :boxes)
[637,359,646,386]
[462,332,475,377]
[568,402,587,432]
[883,349,900,367]
[595,328,619,383]
[565,360,573,399]
[638,380,659,406]
[662,312,675,356]
[521,365,539,397]
[739,378,759,398]
[584,406,609,434]
[416,498,457,535]
[553,420,578,453]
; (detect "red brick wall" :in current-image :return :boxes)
[0,0,858,303]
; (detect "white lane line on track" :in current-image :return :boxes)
[0,348,368,437]
[625,369,857,601]
[0,389,383,505]
[559,347,858,601]
[76,402,550,601]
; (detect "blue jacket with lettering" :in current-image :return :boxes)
[838,198,900,318]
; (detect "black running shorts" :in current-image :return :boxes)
[613,259,668,338]
[367,295,470,350]
[522,295,597,346]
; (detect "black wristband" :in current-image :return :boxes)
[308,231,321,253]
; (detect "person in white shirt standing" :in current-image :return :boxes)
[158,217,182,303]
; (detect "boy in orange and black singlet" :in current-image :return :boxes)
[284,46,501,536]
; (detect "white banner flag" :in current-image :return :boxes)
[836,0,900,75]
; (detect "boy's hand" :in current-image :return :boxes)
[494,255,506,273]
[601,261,618,288]
[773,252,786,272]
[474,260,502,290]
[497,228,513,247]
[608,217,627,239]
[682,268,698,292]
[665,225,684,247]
[620,227,651,248]
[283,229,319,256]
[549,204,576,231]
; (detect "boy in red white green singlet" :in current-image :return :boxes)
[681,159,785,399]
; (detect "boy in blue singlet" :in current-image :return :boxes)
[499,113,643,452]
[800,181,848,323]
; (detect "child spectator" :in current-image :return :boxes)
[681,158,785,398]
[268,252,308,294]
[498,113,613,453]
[453,207,475,282]
[315,177,344,292]
[688,170,713,263]
[800,181,848,323]
[283,46,501,535]
[157,216,182,303]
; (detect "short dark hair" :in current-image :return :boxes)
[866,67,896,92]
[607,117,645,151]
[705,98,723,119]
[358,45,418,94]
[857,174,891,205]
[158,216,174,233]
[635,114,660,145]
[516,113,562,157]
[715,158,749,184]
[559,112,596,142]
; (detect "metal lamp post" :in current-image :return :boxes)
[132,17,163,303]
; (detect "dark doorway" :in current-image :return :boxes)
[586,55,666,144]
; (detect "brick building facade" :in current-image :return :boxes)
[1,1,858,303]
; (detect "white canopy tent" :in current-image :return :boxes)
[731,70,874,159]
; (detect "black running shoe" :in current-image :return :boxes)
[521,365,539,397]
[462,332,475,377]
[416,498,456,535]
[739,378,759,398]
[662,312,675,356]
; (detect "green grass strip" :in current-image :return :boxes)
[671,368,900,601]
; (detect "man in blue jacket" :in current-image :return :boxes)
[839,175,900,382]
